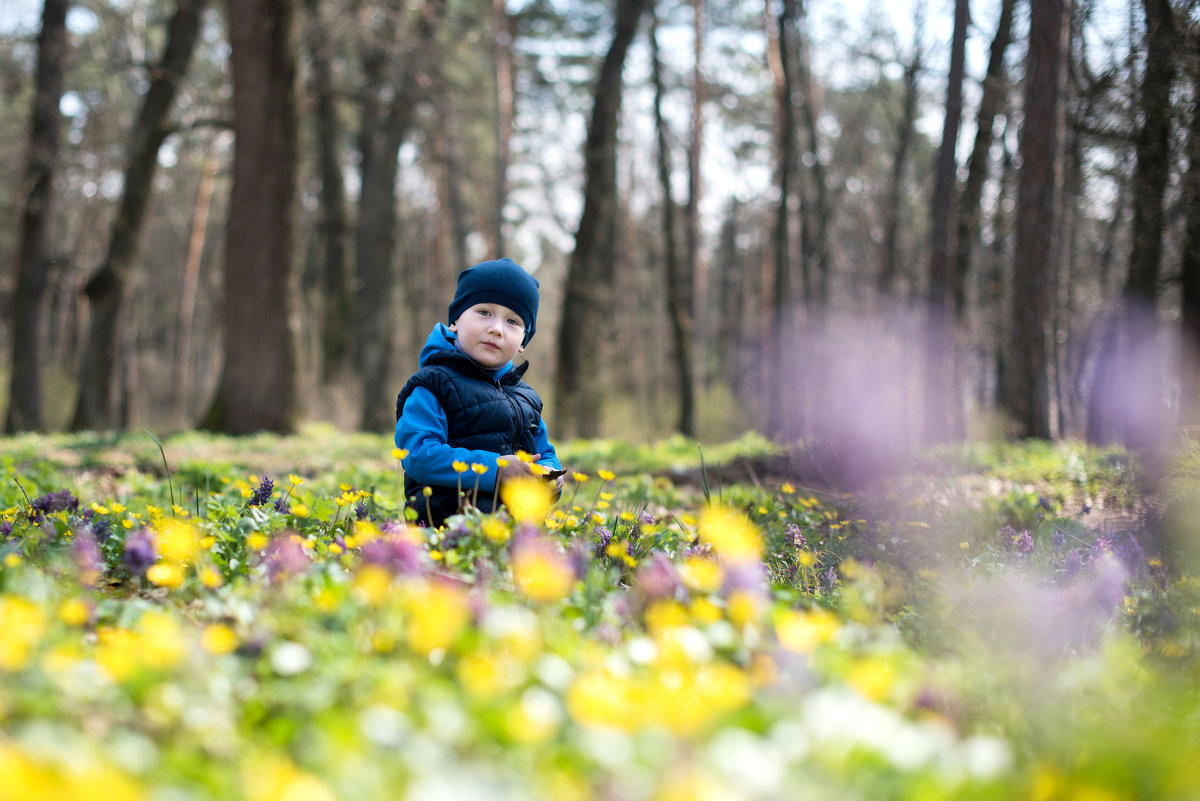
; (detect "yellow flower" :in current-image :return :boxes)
[0,596,45,670]
[146,562,184,589]
[246,533,269,551]
[846,656,896,702]
[571,472,589,483]
[392,448,408,461]
[4,553,23,568]
[202,624,238,655]
[200,566,223,589]
[516,451,535,464]
[512,540,575,603]
[452,461,469,474]
[501,477,554,524]
[781,483,796,494]
[471,463,488,475]
[406,579,469,656]
[698,503,762,562]
[291,503,310,518]
[482,517,510,544]
[138,610,185,669]
[352,565,392,607]
[774,607,840,653]
[597,469,616,481]
[57,598,91,627]
[155,518,201,565]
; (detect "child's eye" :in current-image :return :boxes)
[506,318,522,327]
[478,309,491,317]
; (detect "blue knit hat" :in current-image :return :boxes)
[448,258,540,345]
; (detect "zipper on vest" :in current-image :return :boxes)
[498,380,527,451]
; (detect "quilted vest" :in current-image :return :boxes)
[395,350,543,524]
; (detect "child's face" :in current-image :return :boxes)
[449,302,526,368]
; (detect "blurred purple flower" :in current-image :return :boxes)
[361,535,423,576]
[635,551,681,601]
[0,521,12,540]
[1015,530,1034,555]
[248,476,274,507]
[786,522,807,550]
[593,526,613,557]
[123,528,157,576]
[264,536,310,582]
[355,498,370,521]
[72,530,103,586]
[273,496,290,514]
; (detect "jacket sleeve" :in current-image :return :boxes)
[533,419,561,471]
[395,385,508,492]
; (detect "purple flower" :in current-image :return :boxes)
[786,523,807,550]
[1015,530,1034,555]
[263,536,310,582]
[29,489,79,524]
[0,521,12,540]
[81,508,113,543]
[635,551,681,601]
[248,476,274,507]
[355,499,370,521]
[593,526,613,557]
[273,496,290,514]
[361,535,422,576]
[72,530,103,586]
[123,528,157,576]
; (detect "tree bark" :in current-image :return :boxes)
[923,0,969,445]
[1010,0,1069,439]
[650,10,694,437]
[492,0,514,254]
[1088,0,1174,446]
[1183,25,1200,428]
[794,0,829,307]
[554,0,650,438]
[5,0,69,433]
[304,0,352,384]
[878,40,921,297]
[353,0,439,433]
[71,0,206,431]
[201,0,300,434]
[765,0,799,441]
[953,0,1016,318]
[172,142,219,425]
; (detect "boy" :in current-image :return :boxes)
[395,258,564,527]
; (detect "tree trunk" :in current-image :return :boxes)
[1088,0,1174,446]
[554,0,650,438]
[953,0,1016,318]
[355,56,410,433]
[650,10,694,437]
[878,40,920,297]
[794,0,829,307]
[201,0,300,434]
[686,0,704,394]
[492,0,514,254]
[173,142,219,425]
[71,0,206,431]
[304,0,352,384]
[5,0,69,433]
[922,0,969,445]
[765,0,799,441]
[1183,28,1200,428]
[1010,0,1069,439]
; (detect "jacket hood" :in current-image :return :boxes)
[418,323,515,379]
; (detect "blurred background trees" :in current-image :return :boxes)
[0,0,1195,452]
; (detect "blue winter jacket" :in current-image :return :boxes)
[395,324,560,524]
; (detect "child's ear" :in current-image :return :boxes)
[448,322,457,332]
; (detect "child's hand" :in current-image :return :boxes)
[497,454,541,483]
